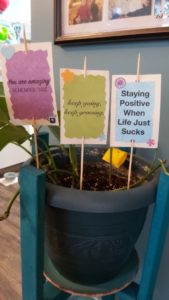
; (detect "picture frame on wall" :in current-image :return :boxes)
[54,0,169,45]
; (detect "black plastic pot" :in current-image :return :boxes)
[45,148,158,285]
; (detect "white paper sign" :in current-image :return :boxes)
[110,75,161,148]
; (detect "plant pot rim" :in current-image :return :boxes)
[25,152,159,213]
[46,152,159,213]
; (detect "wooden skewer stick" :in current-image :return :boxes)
[136,52,141,82]
[127,53,141,188]
[80,56,87,190]
[23,25,39,168]
[80,136,85,191]
[127,140,134,190]
[23,25,28,53]
[32,118,40,169]
[84,55,87,78]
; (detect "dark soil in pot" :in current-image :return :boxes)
[58,160,138,191]
[45,147,158,285]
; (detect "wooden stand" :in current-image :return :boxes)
[19,136,169,300]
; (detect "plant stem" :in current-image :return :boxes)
[131,161,162,188]
[159,159,169,176]
[109,147,113,187]
[0,188,20,221]
[113,161,163,192]
[13,141,33,157]
[69,145,79,187]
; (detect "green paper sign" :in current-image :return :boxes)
[60,69,109,144]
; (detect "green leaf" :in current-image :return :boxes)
[0,124,30,151]
[0,82,5,97]
[69,145,78,176]
[0,83,10,124]
[0,102,10,126]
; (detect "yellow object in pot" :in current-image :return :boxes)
[102,148,127,168]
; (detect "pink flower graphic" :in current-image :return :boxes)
[115,77,126,89]
[147,139,155,147]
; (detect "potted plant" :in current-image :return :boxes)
[0,81,163,284]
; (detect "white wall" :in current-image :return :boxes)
[0,124,32,169]
[0,141,31,168]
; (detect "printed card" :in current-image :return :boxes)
[60,69,109,144]
[0,42,58,125]
[110,75,161,148]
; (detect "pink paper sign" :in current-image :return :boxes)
[1,43,58,125]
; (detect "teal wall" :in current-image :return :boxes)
[53,42,169,161]
[32,1,169,299]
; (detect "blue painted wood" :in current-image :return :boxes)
[20,165,46,300]
[137,171,169,300]
[118,171,169,300]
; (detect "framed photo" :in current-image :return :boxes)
[54,0,169,45]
